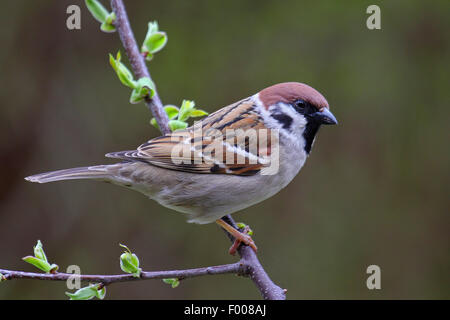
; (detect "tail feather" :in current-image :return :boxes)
[25,165,111,184]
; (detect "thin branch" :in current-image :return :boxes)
[0,263,243,285]
[222,215,287,300]
[110,0,170,135]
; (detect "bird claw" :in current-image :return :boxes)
[228,225,257,255]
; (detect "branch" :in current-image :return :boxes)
[222,215,287,300]
[110,0,286,300]
[0,263,242,285]
[110,0,170,134]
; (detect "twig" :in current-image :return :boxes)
[110,0,170,134]
[0,263,243,285]
[222,216,287,300]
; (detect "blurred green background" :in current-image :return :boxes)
[0,0,449,299]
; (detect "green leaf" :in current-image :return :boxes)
[178,100,195,122]
[66,284,104,300]
[119,244,141,277]
[49,264,59,273]
[109,51,137,89]
[168,120,188,131]
[189,109,209,118]
[236,222,246,229]
[100,12,116,33]
[95,286,106,300]
[163,278,180,288]
[23,240,59,273]
[144,32,167,54]
[164,105,180,120]
[143,52,154,62]
[105,11,116,25]
[22,256,53,273]
[136,77,155,97]
[100,21,116,33]
[150,118,159,130]
[236,222,253,236]
[129,77,155,104]
[141,21,167,61]
[85,0,109,23]
[33,240,47,262]
[147,21,159,35]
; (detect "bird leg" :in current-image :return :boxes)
[216,219,257,255]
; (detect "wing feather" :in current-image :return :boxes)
[105,98,274,176]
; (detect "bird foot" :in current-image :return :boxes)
[228,225,257,255]
[216,219,258,255]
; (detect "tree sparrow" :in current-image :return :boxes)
[25,82,337,254]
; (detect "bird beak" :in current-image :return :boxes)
[313,108,338,125]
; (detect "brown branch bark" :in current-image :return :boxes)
[110,0,170,135]
[0,263,242,285]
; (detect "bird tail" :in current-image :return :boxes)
[25,165,113,184]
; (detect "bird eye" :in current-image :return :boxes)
[293,99,306,112]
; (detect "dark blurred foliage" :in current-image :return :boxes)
[0,0,448,299]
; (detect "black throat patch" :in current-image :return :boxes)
[303,122,321,154]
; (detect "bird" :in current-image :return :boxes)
[25,82,337,254]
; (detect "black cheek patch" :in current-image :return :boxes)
[271,113,293,129]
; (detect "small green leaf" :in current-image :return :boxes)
[33,240,47,262]
[95,286,106,300]
[178,100,195,122]
[100,12,116,33]
[119,244,141,277]
[168,120,188,131]
[143,52,154,61]
[49,264,59,273]
[129,77,155,104]
[189,109,209,118]
[130,88,143,104]
[236,222,246,229]
[141,21,167,61]
[136,77,155,97]
[66,284,103,300]
[236,222,253,236]
[145,32,167,54]
[109,51,137,89]
[105,11,116,25]
[147,21,159,35]
[163,278,180,288]
[22,256,53,273]
[150,118,159,130]
[85,0,109,23]
[23,240,59,273]
[164,105,180,120]
[100,21,116,33]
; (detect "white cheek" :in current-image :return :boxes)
[253,95,308,154]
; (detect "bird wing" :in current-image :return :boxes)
[106,98,276,176]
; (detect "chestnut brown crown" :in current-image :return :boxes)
[259,82,329,111]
